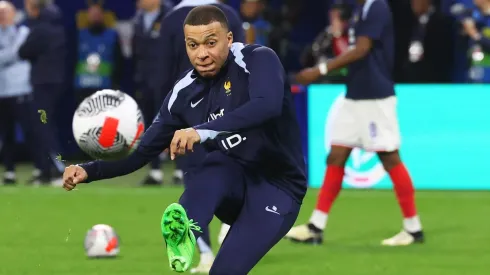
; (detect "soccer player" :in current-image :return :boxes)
[62,5,306,274]
[158,1,245,272]
[285,0,425,246]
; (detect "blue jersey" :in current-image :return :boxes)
[346,0,395,99]
[81,43,307,203]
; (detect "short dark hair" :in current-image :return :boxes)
[183,5,229,31]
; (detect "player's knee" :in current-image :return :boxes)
[326,146,351,166]
[377,150,402,171]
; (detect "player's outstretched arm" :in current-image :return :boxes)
[64,96,185,189]
[193,47,284,142]
[295,1,387,85]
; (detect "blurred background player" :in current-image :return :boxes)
[286,0,425,246]
[19,0,66,184]
[0,1,50,185]
[157,0,244,273]
[74,0,124,104]
[295,1,352,85]
[132,0,173,186]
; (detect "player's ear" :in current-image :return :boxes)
[227,31,233,47]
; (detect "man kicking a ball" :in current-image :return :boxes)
[63,5,306,274]
[285,0,424,246]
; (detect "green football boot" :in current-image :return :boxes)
[161,203,202,273]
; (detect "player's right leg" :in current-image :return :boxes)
[160,152,244,273]
[285,97,357,244]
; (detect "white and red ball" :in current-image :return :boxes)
[84,224,120,258]
[73,89,145,160]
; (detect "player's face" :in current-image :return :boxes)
[184,22,233,78]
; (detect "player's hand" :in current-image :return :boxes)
[63,165,88,191]
[170,128,201,160]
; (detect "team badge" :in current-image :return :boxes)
[224,80,231,96]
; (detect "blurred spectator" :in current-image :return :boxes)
[240,0,271,45]
[399,0,454,83]
[132,0,173,185]
[74,1,124,104]
[294,2,352,85]
[19,0,66,184]
[461,0,490,82]
[0,1,51,185]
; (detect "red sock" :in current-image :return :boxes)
[315,166,344,213]
[388,163,417,218]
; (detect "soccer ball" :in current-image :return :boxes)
[84,224,120,258]
[73,89,145,160]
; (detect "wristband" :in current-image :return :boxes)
[318,62,328,76]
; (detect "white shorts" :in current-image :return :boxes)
[330,96,400,152]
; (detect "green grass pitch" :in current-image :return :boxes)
[1,163,489,274]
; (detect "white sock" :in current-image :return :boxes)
[197,237,213,254]
[173,169,183,180]
[32,169,41,177]
[309,209,328,230]
[403,215,422,233]
[149,169,163,181]
[4,171,15,180]
[219,223,230,235]
[199,251,214,264]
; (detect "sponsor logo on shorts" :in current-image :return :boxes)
[324,95,386,188]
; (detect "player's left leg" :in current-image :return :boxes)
[361,96,424,246]
[210,181,300,275]
[378,150,424,246]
